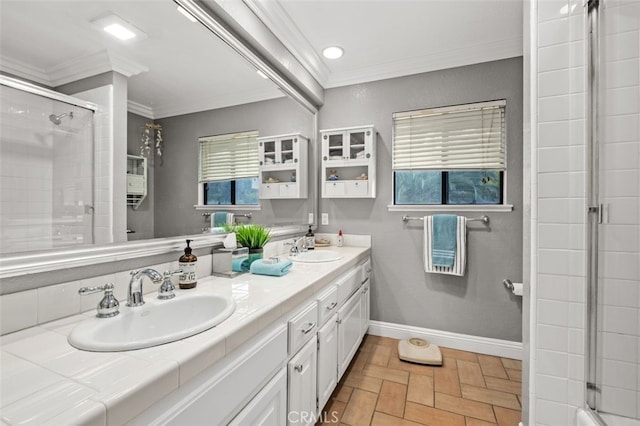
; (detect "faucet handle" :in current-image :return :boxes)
[78,283,119,318]
[158,269,182,300]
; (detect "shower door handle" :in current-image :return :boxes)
[588,204,603,224]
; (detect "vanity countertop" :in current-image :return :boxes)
[0,246,370,425]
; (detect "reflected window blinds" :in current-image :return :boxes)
[392,100,506,171]
[199,130,259,182]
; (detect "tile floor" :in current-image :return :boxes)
[319,335,522,426]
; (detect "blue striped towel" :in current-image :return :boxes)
[431,214,458,268]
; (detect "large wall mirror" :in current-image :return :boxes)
[0,1,316,261]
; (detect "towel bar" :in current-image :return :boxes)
[402,214,489,224]
[201,212,252,219]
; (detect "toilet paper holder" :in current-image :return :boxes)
[503,279,515,291]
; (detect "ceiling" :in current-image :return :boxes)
[0,0,523,118]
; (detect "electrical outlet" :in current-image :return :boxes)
[308,213,314,224]
[321,213,329,225]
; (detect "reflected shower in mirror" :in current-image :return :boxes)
[0,0,315,254]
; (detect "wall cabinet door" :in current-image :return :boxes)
[337,290,363,380]
[317,314,338,413]
[288,338,317,426]
[229,368,287,426]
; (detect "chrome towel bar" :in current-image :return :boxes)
[201,212,252,218]
[402,214,489,224]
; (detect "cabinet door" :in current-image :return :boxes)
[229,368,287,426]
[347,129,371,160]
[322,131,347,161]
[260,139,277,166]
[346,180,368,197]
[279,183,298,198]
[288,338,318,426]
[337,290,363,380]
[317,314,338,413]
[360,281,370,339]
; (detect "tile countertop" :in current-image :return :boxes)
[0,246,370,426]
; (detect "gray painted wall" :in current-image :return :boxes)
[154,96,315,238]
[317,58,524,342]
[127,112,155,241]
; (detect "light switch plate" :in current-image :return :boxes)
[321,213,329,225]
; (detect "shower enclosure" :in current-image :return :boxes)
[586,0,640,424]
[0,76,96,255]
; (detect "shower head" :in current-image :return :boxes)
[49,112,73,125]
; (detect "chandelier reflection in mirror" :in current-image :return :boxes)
[140,123,163,160]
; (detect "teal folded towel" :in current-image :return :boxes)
[231,257,249,272]
[213,211,229,227]
[250,259,293,277]
[432,214,458,268]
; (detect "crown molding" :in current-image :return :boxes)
[0,55,53,86]
[128,100,155,119]
[48,50,148,87]
[324,37,524,89]
[153,86,285,119]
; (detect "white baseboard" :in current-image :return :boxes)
[368,320,522,360]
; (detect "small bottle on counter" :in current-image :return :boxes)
[306,225,315,250]
[179,239,197,289]
[337,230,344,247]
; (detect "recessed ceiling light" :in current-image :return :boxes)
[322,46,344,60]
[91,13,147,42]
[177,6,197,23]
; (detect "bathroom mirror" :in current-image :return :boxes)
[0,1,316,259]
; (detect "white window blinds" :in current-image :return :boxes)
[392,100,506,171]
[199,131,259,182]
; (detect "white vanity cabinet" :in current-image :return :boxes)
[360,258,372,338]
[258,133,308,199]
[320,125,376,198]
[229,368,287,426]
[288,338,317,426]
[316,313,338,413]
[337,288,364,380]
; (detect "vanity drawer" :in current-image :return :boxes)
[360,257,371,284]
[317,285,338,326]
[336,268,360,307]
[288,302,318,355]
[261,184,279,198]
[279,183,297,197]
[346,180,368,197]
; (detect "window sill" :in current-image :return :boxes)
[387,204,514,213]
[194,205,262,211]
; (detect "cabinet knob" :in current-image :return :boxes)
[295,364,304,373]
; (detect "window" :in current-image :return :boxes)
[199,131,259,206]
[392,100,506,206]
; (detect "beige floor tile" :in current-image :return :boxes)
[370,344,393,367]
[376,380,407,418]
[440,347,479,363]
[506,368,522,382]
[494,406,522,425]
[434,392,496,423]
[406,374,434,407]
[500,358,522,371]
[371,411,423,426]
[348,350,370,375]
[460,384,520,410]
[434,365,461,396]
[319,399,346,424]
[477,354,508,379]
[335,383,354,403]
[404,401,466,426]
[341,388,378,426]
[457,360,486,387]
[484,376,522,396]
[465,417,497,426]
[388,353,436,376]
[362,363,410,385]
[344,371,383,394]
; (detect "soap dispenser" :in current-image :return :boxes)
[306,225,315,250]
[178,239,197,289]
[337,230,344,247]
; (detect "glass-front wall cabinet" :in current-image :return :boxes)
[258,133,308,199]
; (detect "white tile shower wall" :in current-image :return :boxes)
[73,85,114,245]
[597,0,640,418]
[0,255,213,336]
[535,0,587,424]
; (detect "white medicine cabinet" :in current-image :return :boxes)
[258,133,309,199]
[126,155,147,209]
[320,125,376,198]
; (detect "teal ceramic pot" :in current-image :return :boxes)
[247,248,264,266]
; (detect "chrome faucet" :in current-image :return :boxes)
[127,268,163,307]
[286,237,308,256]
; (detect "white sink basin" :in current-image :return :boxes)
[68,293,236,352]
[290,250,342,263]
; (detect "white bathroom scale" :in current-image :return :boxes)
[398,338,443,366]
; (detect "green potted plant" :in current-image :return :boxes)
[225,223,272,265]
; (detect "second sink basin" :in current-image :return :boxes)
[290,250,342,263]
[68,293,236,352]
